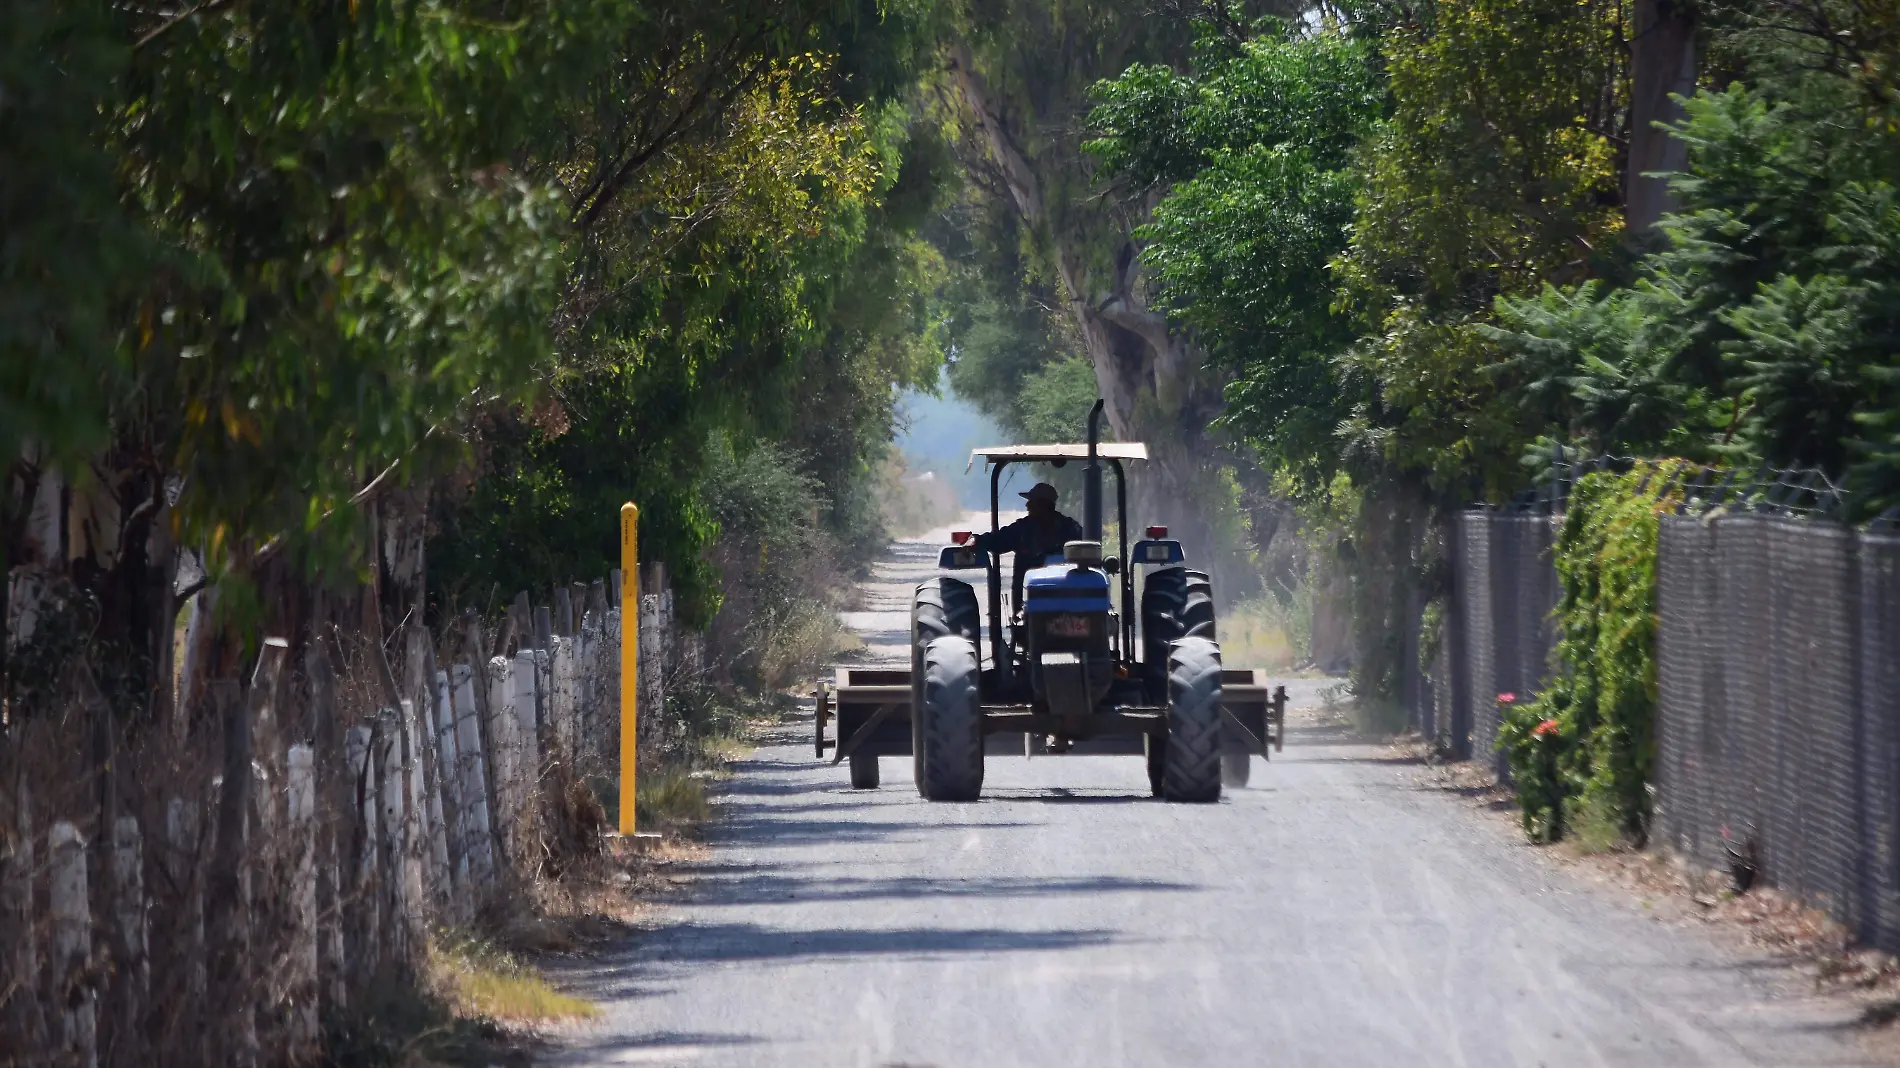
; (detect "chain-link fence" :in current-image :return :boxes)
[1445,511,1560,776]
[1654,516,1900,951]
[1439,455,1900,949]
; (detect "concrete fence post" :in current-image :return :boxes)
[344,725,379,980]
[484,655,522,870]
[398,699,432,926]
[533,612,553,736]
[549,637,575,759]
[285,744,319,1055]
[574,616,593,758]
[109,815,148,1039]
[207,673,259,1068]
[4,781,45,1050]
[164,798,205,1024]
[304,643,349,1016]
[49,820,96,1068]
[512,650,542,775]
[430,670,466,913]
[604,603,621,762]
[377,711,411,955]
[639,589,663,750]
[411,688,452,909]
[453,664,497,888]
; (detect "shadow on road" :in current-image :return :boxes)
[696,872,1198,907]
[612,921,1120,965]
[981,789,1155,805]
[549,1030,764,1064]
[712,814,1035,848]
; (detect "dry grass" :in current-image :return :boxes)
[1219,597,1299,671]
[634,766,714,833]
[427,934,596,1025]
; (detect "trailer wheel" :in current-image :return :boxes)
[1221,753,1251,789]
[1145,734,1166,797]
[917,635,984,801]
[1163,637,1223,803]
[850,751,880,789]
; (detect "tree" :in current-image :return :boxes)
[1087,24,1383,488]
[940,0,1307,584]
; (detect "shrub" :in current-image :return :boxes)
[1500,463,1680,846]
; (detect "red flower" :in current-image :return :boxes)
[1497,692,1518,704]
[1532,718,1561,739]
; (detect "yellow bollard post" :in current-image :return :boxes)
[619,502,639,835]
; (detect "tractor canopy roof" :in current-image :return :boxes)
[964,442,1149,472]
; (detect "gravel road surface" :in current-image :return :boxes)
[548,527,1876,1067]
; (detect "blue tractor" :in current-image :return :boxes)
[816,400,1284,800]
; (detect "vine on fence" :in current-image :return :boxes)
[1498,463,1680,847]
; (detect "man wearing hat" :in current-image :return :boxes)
[973,481,1086,612]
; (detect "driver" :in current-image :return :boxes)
[973,482,1085,611]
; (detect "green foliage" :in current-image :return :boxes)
[121,1,576,569]
[0,0,143,474]
[1017,356,1102,443]
[1087,27,1383,485]
[1334,0,1628,491]
[1488,81,1900,510]
[430,68,954,626]
[700,443,849,693]
[1500,465,1675,846]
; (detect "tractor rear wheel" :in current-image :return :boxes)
[913,578,980,784]
[1142,568,1215,692]
[913,577,980,658]
[1221,753,1251,789]
[1163,636,1223,802]
[917,634,984,801]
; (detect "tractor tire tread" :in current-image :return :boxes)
[1163,636,1223,802]
[918,635,984,801]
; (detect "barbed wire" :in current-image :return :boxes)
[1496,447,1877,523]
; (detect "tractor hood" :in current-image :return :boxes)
[1023,563,1111,613]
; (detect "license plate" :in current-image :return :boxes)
[1047,614,1092,638]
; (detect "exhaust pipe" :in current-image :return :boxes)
[1085,399,1105,541]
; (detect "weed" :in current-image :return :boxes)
[428,932,596,1025]
[323,971,528,1068]
[635,766,713,833]
[1569,793,1629,854]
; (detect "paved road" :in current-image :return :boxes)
[548,528,1876,1067]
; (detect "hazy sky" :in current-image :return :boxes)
[893,369,1028,509]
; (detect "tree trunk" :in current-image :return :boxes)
[947,48,1238,578]
[1626,0,1697,237]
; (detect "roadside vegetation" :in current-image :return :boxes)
[10,0,1900,1058]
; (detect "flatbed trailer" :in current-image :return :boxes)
[816,665,1286,789]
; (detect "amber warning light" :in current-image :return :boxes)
[1146,526,1168,539]
[951,530,973,545]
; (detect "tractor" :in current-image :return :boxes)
[815,400,1285,801]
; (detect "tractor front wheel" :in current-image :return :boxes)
[1163,636,1223,802]
[917,635,984,801]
